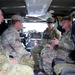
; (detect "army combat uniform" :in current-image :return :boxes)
[1,26,34,69]
[0,36,34,75]
[31,27,61,65]
[0,10,34,74]
[42,27,61,45]
[0,55,34,75]
[41,29,75,75]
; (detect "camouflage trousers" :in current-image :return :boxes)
[41,47,69,75]
[18,54,34,69]
[0,55,34,75]
[2,50,35,70]
[54,63,75,75]
[0,63,34,75]
[31,45,44,65]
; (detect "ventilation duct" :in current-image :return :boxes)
[25,0,53,17]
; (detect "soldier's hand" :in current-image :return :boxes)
[51,37,59,46]
[45,44,50,48]
[50,45,54,50]
[45,44,54,50]
[9,58,19,64]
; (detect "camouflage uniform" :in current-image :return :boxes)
[42,27,61,45]
[1,26,34,69]
[0,55,34,75]
[0,9,34,74]
[0,37,34,75]
[31,27,61,65]
[41,29,75,75]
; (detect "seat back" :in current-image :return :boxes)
[71,21,75,44]
[60,68,75,75]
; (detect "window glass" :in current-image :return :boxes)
[22,22,47,32]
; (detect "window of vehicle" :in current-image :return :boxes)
[22,22,47,32]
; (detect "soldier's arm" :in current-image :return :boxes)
[57,36,74,51]
[6,33,29,56]
[54,28,61,40]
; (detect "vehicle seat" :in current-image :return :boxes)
[71,21,75,44]
[52,58,75,75]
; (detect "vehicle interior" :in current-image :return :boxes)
[0,0,75,75]
[0,0,74,29]
[0,0,75,20]
[0,0,75,48]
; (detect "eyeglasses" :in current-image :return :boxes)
[47,22,53,24]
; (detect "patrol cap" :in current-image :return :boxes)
[46,17,54,23]
[11,15,24,22]
[61,16,71,21]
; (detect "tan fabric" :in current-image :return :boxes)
[18,54,34,69]
[0,63,34,75]
[54,63,75,75]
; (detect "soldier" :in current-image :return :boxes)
[42,17,61,45]
[1,14,34,69]
[31,17,61,67]
[0,8,4,54]
[0,8,34,75]
[41,16,75,75]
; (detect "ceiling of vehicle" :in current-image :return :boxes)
[0,0,75,20]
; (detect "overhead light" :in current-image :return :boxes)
[49,10,54,14]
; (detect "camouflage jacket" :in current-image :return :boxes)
[0,36,34,73]
[57,29,75,51]
[1,26,30,59]
[42,27,61,45]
